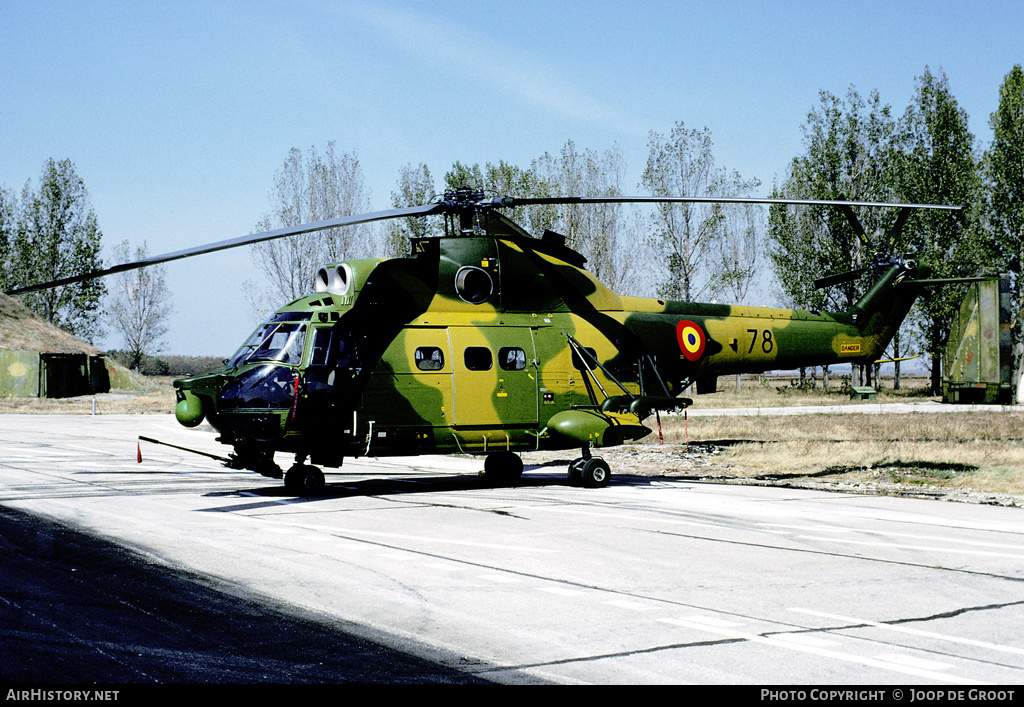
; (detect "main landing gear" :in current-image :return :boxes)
[568,444,610,488]
[482,446,611,488]
[483,451,524,485]
[284,455,325,496]
[277,448,611,495]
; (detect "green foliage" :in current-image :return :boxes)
[444,157,554,237]
[3,159,105,342]
[986,64,1024,272]
[442,142,639,292]
[768,87,898,312]
[0,187,14,290]
[767,71,1008,394]
[387,163,441,257]
[984,64,1024,397]
[894,67,989,393]
[105,350,223,376]
[107,349,169,376]
[160,355,225,376]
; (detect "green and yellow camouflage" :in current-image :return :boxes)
[170,190,954,494]
[6,187,962,494]
[942,277,1013,404]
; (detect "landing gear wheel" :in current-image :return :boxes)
[568,457,587,486]
[483,452,524,485]
[284,464,325,496]
[580,458,610,489]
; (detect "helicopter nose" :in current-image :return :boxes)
[175,390,205,428]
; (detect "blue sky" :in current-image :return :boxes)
[1,0,1020,356]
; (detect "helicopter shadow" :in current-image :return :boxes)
[198,465,567,511]
[197,461,676,513]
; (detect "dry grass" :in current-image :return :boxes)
[0,293,101,354]
[648,411,1024,497]
[693,372,939,408]
[586,374,1024,502]
[0,376,176,415]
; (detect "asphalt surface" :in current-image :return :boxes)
[2,413,1023,686]
[0,503,492,685]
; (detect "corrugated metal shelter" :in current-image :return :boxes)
[942,278,1012,404]
[0,291,114,398]
[0,350,112,398]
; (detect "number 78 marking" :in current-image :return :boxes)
[747,329,775,355]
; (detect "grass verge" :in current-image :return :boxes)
[643,411,1024,500]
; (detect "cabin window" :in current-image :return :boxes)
[498,347,527,371]
[219,364,298,409]
[464,346,493,371]
[306,326,356,370]
[309,328,332,366]
[415,347,445,371]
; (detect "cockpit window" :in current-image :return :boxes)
[229,320,308,366]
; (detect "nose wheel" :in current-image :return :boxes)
[568,445,611,488]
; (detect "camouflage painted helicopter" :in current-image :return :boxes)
[9,188,961,494]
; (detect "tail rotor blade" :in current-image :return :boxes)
[814,266,870,290]
[837,202,869,245]
[885,206,912,249]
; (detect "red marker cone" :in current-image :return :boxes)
[137,442,142,463]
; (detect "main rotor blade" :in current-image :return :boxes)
[6,192,962,297]
[501,196,964,211]
[5,203,441,296]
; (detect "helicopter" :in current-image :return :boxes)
[7,187,962,494]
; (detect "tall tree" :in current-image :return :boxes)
[386,163,440,257]
[768,88,898,313]
[444,161,484,192]
[0,186,14,292]
[985,64,1024,397]
[443,158,552,237]
[247,143,374,317]
[643,122,759,301]
[767,87,900,387]
[531,141,638,292]
[716,200,766,389]
[105,240,174,371]
[711,200,764,305]
[9,159,105,342]
[894,67,988,394]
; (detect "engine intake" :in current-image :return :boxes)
[315,263,353,295]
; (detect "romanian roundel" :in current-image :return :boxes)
[676,320,706,362]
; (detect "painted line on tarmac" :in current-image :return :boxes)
[657,616,983,685]
[790,608,1024,656]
